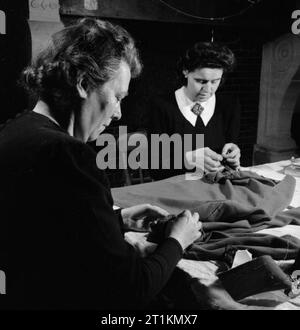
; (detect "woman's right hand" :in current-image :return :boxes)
[186,147,224,173]
[168,210,202,250]
[203,147,224,172]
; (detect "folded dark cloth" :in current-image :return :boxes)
[148,211,300,262]
[112,172,299,262]
[112,172,295,219]
[203,168,279,185]
[217,255,293,301]
[185,230,300,262]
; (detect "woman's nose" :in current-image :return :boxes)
[112,106,122,121]
[202,83,211,92]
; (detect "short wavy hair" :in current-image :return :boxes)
[177,42,235,85]
[22,18,142,127]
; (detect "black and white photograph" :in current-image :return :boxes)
[1,0,300,318]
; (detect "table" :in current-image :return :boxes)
[112,159,300,310]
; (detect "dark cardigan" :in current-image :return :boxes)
[147,91,241,180]
[0,111,183,309]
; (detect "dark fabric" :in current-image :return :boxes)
[148,208,300,262]
[291,111,300,149]
[114,207,124,232]
[112,171,300,261]
[186,226,300,262]
[203,166,267,184]
[146,92,241,180]
[112,171,295,217]
[217,255,293,301]
[0,111,184,310]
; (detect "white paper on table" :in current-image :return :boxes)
[231,250,253,268]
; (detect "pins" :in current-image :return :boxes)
[0,270,5,294]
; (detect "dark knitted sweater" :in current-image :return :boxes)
[147,92,241,180]
[0,111,183,310]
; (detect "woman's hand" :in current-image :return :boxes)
[121,204,169,232]
[186,147,224,173]
[222,143,241,168]
[168,210,202,250]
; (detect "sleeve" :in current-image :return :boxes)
[225,96,241,144]
[114,207,124,231]
[36,139,183,308]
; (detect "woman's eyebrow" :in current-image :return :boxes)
[195,78,208,82]
[194,78,221,82]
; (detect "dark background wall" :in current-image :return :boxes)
[1,0,298,186]
[59,0,298,185]
[112,20,264,167]
[0,0,31,124]
[60,0,296,169]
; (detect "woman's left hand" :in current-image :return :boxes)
[222,143,241,168]
[121,204,170,232]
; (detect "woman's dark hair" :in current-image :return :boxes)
[177,42,235,85]
[22,18,142,127]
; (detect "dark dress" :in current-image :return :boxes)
[147,92,241,180]
[0,111,182,310]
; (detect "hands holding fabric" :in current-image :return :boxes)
[221,143,241,169]
[167,210,202,250]
[186,143,241,174]
[122,205,202,250]
[121,204,169,232]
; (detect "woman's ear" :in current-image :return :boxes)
[76,78,88,99]
[183,70,189,78]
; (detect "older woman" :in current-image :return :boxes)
[148,42,241,180]
[0,18,201,309]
